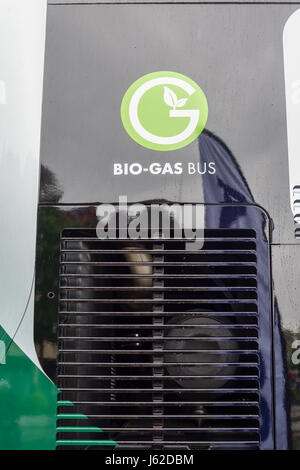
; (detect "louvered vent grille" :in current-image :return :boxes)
[57,228,260,450]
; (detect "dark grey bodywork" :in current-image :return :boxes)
[39,1,300,448]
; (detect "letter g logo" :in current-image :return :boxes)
[121,71,208,151]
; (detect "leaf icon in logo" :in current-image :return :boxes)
[176,98,188,108]
[164,86,178,110]
[163,87,188,110]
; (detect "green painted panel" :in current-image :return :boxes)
[56,398,117,448]
[0,326,58,450]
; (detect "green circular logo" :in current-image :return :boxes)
[120,71,208,151]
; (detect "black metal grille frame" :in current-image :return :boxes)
[57,226,261,450]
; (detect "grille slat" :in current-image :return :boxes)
[58,324,258,328]
[62,300,257,303]
[60,262,257,266]
[64,401,259,406]
[60,274,257,278]
[61,250,256,255]
[59,337,258,341]
[57,415,259,419]
[58,363,259,367]
[59,311,258,317]
[57,228,260,450]
[58,350,259,354]
[60,287,257,291]
[58,376,258,380]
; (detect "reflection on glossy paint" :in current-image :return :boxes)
[199,129,290,449]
